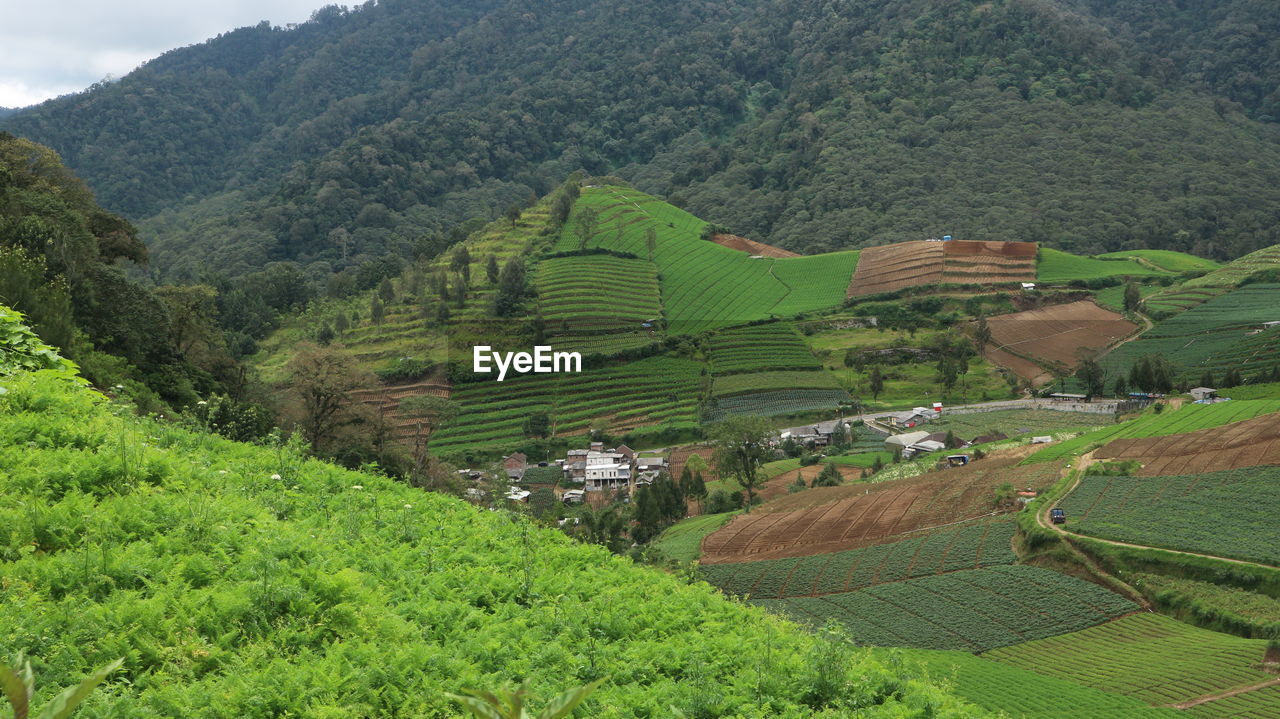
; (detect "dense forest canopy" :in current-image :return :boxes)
[3,0,1279,280]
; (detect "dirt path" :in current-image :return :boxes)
[1167,676,1280,710]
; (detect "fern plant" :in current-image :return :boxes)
[0,653,122,719]
[446,678,606,719]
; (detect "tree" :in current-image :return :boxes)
[493,256,527,316]
[453,274,468,309]
[1113,375,1128,397]
[378,277,395,304]
[399,395,459,477]
[868,365,884,400]
[1123,281,1141,312]
[1199,370,1215,389]
[285,344,373,452]
[973,313,992,352]
[504,203,522,227]
[522,411,551,439]
[334,311,350,334]
[645,227,657,261]
[709,415,774,512]
[1075,358,1106,398]
[575,208,599,251]
[486,254,500,284]
[436,300,451,323]
[936,356,959,392]
[812,462,841,487]
[451,246,472,283]
[1223,366,1243,388]
[316,323,335,345]
[370,295,385,324]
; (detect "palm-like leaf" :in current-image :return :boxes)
[537,677,607,719]
[38,658,124,719]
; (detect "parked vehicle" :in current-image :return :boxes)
[1050,508,1066,524]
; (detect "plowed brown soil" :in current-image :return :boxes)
[982,300,1138,383]
[847,240,1036,297]
[700,448,1060,564]
[710,234,799,258]
[1095,412,1280,475]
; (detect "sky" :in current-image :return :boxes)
[0,1,328,108]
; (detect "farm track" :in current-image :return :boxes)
[1168,677,1280,710]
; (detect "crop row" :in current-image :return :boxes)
[985,613,1275,706]
[700,520,1016,598]
[707,323,824,375]
[711,370,841,398]
[704,389,851,420]
[1060,466,1280,565]
[755,565,1136,652]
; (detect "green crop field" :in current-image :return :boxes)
[1059,466,1280,565]
[985,614,1276,707]
[536,254,663,354]
[703,388,852,420]
[1100,284,1280,382]
[711,369,842,398]
[557,186,858,333]
[1141,285,1231,315]
[925,409,1106,441]
[895,649,1182,719]
[652,512,738,562]
[754,565,1136,651]
[1094,283,1161,312]
[1037,248,1169,283]
[1132,573,1280,625]
[701,520,1016,599]
[1219,381,1280,399]
[1187,684,1280,718]
[432,356,704,456]
[1094,250,1219,274]
[707,323,823,375]
[1024,400,1280,464]
[1179,243,1280,290]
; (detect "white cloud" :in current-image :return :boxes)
[0,1,328,108]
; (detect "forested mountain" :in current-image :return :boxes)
[4,0,1280,281]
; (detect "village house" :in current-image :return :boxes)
[779,418,853,447]
[502,452,527,481]
[564,445,633,491]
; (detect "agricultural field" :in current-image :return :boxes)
[709,233,799,257]
[1059,466,1280,564]
[847,240,1035,297]
[707,323,822,375]
[558,186,857,333]
[1140,285,1229,315]
[1187,684,1280,718]
[1092,410,1280,474]
[431,356,704,457]
[703,388,851,421]
[700,453,1063,563]
[1035,247,1169,282]
[981,300,1138,383]
[1218,381,1280,400]
[924,408,1106,441]
[1094,250,1219,274]
[755,565,1136,651]
[1177,243,1280,290]
[897,649,1183,719]
[1094,283,1161,312]
[1100,284,1280,383]
[1024,400,1280,464]
[985,614,1277,708]
[710,370,842,398]
[535,254,663,354]
[1133,573,1280,625]
[699,520,1017,598]
[652,512,738,562]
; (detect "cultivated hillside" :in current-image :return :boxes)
[4,0,1280,279]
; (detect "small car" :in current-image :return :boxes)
[1049,508,1066,524]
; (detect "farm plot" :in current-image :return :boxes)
[1100,284,1280,383]
[985,613,1276,707]
[707,323,822,374]
[939,240,1037,284]
[1094,250,1219,274]
[652,512,737,562]
[703,389,850,421]
[1092,410,1280,475]
[1059,466,1280,565]
[710,370,841,398]
[756,565,1136,652]
[709,233,799,258]
[1186,683,1280,718]
[981,301,1138,383]
[535,254,662,354]
[1177,243,1280,290]
[699,520,1016,598]
[558,187,856,333]
[1140,286,1228,315]
[1036,247,1168,283]
[848,240,1037,297]
[1024,400,1280,464]
[769,252,861,316]
[700,454,1062,563]
[897,649,1182,719]
[431,356,703,456]
[351,378,452,444]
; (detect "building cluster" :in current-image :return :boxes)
[498,442,669,496]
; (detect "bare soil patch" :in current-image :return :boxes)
[1095,412,1280,475]
[981,300,1138,383]
[848,240,1036,297]
[710,233,799,258]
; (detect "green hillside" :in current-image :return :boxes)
[558,186,858,333]
[536,254,663,355]
[1094,250,1219,274]
[0,314,982,718]
[1036,248,1170,283]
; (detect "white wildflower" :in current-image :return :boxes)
[403,504,412,509]
[351,484,364,490]
[271,474,282,480]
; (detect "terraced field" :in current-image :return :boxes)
[431,356,703,456]
[847,240,1035,297]
[1036,248,1169,282]
[1060,466,1280,564]
[703,388,851,420]
[1094,250,1219,274]
[700,453,1062,563]
[1024,400,1280,464]
[700,520,1016,598]
[535,254,662,354]
[709,233,798,258]
[1092,411,1280,475]
[558,186,857,333]
[756,565,1136,651]
[707,323,821,374]
[351,378,452,443]
[1178,243,1280,290]
[710,370,842,398]
[1100,284,1280,382]
[1141,286,1230,315]
[985,614,1278,709]
[981,300,1138,383]
[898,650,1182,719]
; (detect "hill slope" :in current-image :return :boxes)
[4,0,1280,278]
